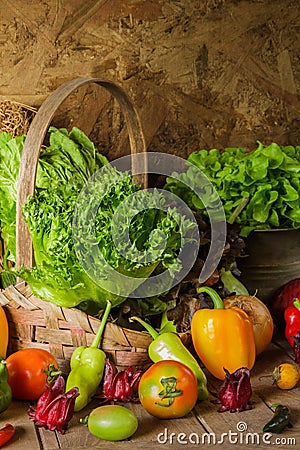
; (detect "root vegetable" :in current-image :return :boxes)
[223,294,274,355]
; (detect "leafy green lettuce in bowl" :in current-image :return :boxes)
[165,142,300,236]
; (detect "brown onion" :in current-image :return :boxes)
[223,295,274,355]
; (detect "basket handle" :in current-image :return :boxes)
[16,77,148,270]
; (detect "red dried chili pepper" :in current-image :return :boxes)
[213,367,253,413]
[102,357,117,399]
[28,375,65,427]
[291,331,300,366]
[28,375,79,434]
[0,424,15,448]
[46,387,79,433]
[98,358,143,403]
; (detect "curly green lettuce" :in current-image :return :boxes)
[0,127,194,312]
[165,142,300,236]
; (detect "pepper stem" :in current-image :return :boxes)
[44,364,62,384]
[293,299,300,311]
[91,300,112,348]
[80,415,89,427]
[197,286,225,309]
[160,311,169,330]
[130,316,159,340]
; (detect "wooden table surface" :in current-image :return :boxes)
[1,330,299,450]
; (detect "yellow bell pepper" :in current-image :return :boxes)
[0,306,8,359]
[191,287,256,380]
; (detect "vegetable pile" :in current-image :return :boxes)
[1,278,297,442]
[0,127,190,312]
[0,127,252,325]
[165,142,300,236]
[1,126,299,444]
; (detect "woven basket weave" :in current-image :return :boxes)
[0,282,154,374]
[0,78,188,374]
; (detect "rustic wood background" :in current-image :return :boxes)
[1,0,299,161]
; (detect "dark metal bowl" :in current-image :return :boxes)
[237,228,300,306]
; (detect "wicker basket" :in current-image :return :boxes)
[0,78,187,374]
[0,282,154,374]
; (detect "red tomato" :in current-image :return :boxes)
[138,360,198,419]
[6,348,59,400]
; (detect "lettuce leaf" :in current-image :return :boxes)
[0,132,25,263]
[0,127,109,262]
[0,127,191,312]
[165,142,300,236]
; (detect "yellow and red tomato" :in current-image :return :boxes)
[138,360,198,419]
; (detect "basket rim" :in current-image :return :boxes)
[16,77,148,271]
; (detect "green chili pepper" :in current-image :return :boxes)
[66,300,111,412]
[263,404,292,434]
[132,314,209,401]
[0,360,12,414]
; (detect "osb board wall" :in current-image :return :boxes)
[0,0,299,161]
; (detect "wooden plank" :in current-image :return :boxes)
[1,400,41,449]
[37,427,59,450]
[193,335,300,449]
[54,399,207,450]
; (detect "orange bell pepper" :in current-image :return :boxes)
[0,306,8,359]
[191,286,256,380]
